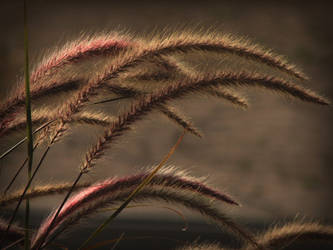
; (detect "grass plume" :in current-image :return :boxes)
[142,29,308,80]
[1,110,116,138]
[31,172,255,249]
[39,26,318,144]
[0,182,92,207]
[158,105,202,137]
[204,86,248,108]
[62,54,325,146]
[1,28,319,146]
[177,243,225,250]
[106,84,202,137]
[0,33,131,128]
[0,167,237,207]
[81,71,329,175]
[244,222,333,250]
[125,54,250,109]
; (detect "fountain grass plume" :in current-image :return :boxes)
[1,167,238,207]
[177,243,225,250]
[82,71,328,173]
[177,222,333,250]
[176,71,329,105]
[0,182,92,207]
[46,25,316,126]
[243,221,333,250]
[58,43,324,139]
[31,171,257,249]
[105,84,241,136]
[1,110,116,138]
[158,105,202,137]
[118,55,249,109]
[0,32,131,132]
[202,86,248,108]
[30,32,130,83]
[145,28,308,80]
[105,84,203,137]
[1,27,315,144]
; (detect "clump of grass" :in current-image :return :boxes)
[0,24,331,250]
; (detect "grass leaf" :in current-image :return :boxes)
[23,1,33,248]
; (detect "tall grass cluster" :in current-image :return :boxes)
[0,17,332,250]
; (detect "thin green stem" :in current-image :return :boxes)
[92,96,132,105]
[110,232,125,250]
[4,143,39,194]
[79,130,185,249]
[2,122,63,245]
[2,145,50,242]
[0,119,55,162]
[37,172,84,249]
[85,236,184,250]
[24,199,30,250]
[24,0,33,248]
[2,237,24,250]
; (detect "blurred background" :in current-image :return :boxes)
[0,1,332,249]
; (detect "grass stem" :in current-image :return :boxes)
[2,145,50,244]
[4,143,39,194]
[110,232,125,250]
[24,0,33,248]
[0,119,55,162]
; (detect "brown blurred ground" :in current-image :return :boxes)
[0,0,333,248]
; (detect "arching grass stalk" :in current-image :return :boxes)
[97,84,202,137]
[0,182,92,207]
[31,29,319,171]
[243,222,333,250]
[0,33,130,128]
[3,111,116,138]
[32,171,253,249]
[79,130,185,249]
[23,0,33,248]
